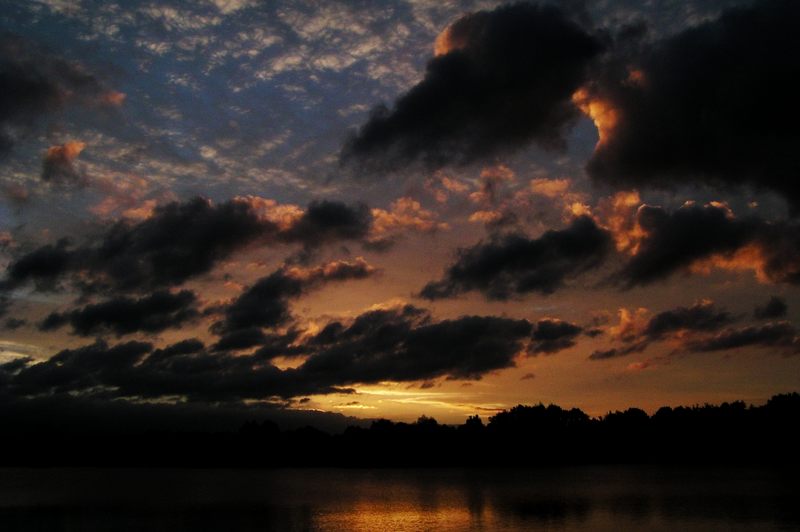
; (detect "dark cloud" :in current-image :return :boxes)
[0,294,10,318]
[643,300,736,339]
[420,215,612,300]
[530,318,583,354]
[298,305,533,383]
[588,340,648,361]
[1,306,534,403]
[586,0,800,210]
[0,389,364,434]
[2,338,309,402]
[252,330,306,360]
[614,202,800,287]
[3,317,27,330]
[1,198,378,297]
[589,300,799,360]
[88,198,270,292]
[0,356,30,376]
[0,359,28,389]
[341,2,604,173]
[40,141,87,184]
[754,296,788,320]
[39,290,199,337]
[213,258,376,336]
[210,327,304,358]
[212,327,273,352]
[753,221,800,284]
[305,257,377,281]
[1,238,74,291]
[0,34,114,156]
[684,322,800,355]
[147,338,206,365]
[1,198,267,294]
[589,299,735,361]
[584,328,604,338]
[9,340,152,396]
[213,273,303,335]
[278,200,372,250]
[615,203,758,287]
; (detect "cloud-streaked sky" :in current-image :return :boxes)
[2,0,799,425]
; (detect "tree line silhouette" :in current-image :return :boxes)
[1,393,797,467]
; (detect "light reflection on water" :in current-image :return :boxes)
[0,466,797,531]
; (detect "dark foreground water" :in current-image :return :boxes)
[0,466,797,531]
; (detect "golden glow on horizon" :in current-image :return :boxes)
[320,504,492,531]
[302,384,509,422]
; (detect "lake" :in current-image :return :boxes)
[0,466,797,531]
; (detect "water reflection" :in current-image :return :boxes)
[0,466,797,531]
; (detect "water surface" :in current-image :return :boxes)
[0,466,797,531]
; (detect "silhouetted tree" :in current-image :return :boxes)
[1,393,798,467]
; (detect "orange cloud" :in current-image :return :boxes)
[593,191,645,253]
[572,88,619,147]
[0,231,14,249]
[626,360,653,372]
[234,195,304,231]
[468,210,504,224]
[424,172,470,204]
[530,177,570,198]
[90,174,173,220]
[441,176,469,194]
[42,140,86,183]
[47,140,85,162]
[469,165,515,205]
[284,257,377,283]
[610,307,649,343]
[625,68,646,87]
[2,182,29,204]
[568,202,592,218]
[434,18,472,56]
[121,199,158,221]
[99,90,126,107]
[689,244,770,282]
[370,197,448,240]
[480,164,515,182]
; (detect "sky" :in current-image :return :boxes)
[1,0,799,428]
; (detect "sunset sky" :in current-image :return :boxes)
[2,0,799,427]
